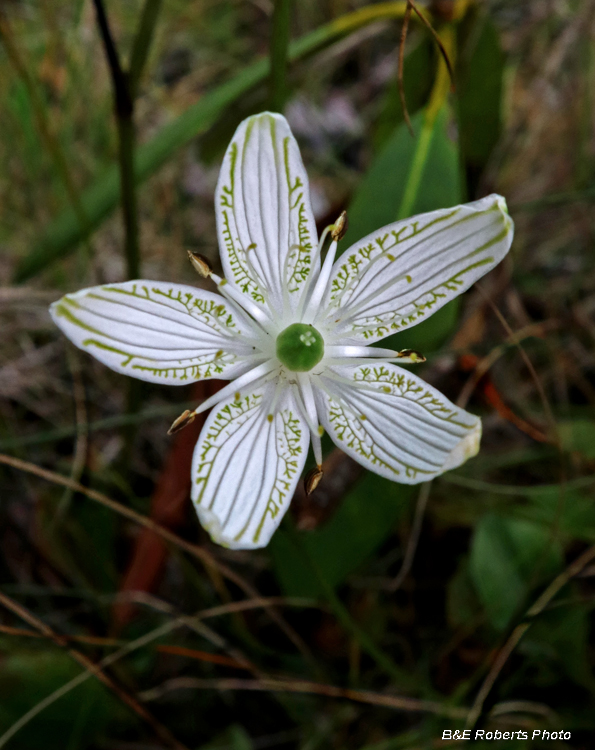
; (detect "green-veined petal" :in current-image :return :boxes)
[322,195,513,345]
[314,363,481,483]
[215,112,319,317]
[191,382,309,549]
[50,281,260,384]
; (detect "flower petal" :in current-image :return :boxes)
[314,363,481,483]
[215,112,318,317]
[50,281,260,384]
[191,383,309,549]
[322,195,513,344]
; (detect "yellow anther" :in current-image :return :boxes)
[331,210,348,241]
[167,409,196,435]
[304,466,324,496]
[187,250,212,278]
[397,349,426,363]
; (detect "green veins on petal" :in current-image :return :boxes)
[276,323,324,372]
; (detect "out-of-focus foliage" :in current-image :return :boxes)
[1,0,595,748]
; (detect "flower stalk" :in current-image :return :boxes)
[92,0,163,280]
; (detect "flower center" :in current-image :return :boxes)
[276,323,324,372]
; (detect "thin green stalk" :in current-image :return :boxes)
[128,0,164,98]
[269,0,292,112]
[117,113,140,279]
[397,24,455,220]
[93,0,140,280]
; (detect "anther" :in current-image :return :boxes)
[331,210,348,241]
[187,250,212,278]
[168,409,196,435]
[304,466,324,496]
[397,349,426,363]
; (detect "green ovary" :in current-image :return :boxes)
[276,323,324,372]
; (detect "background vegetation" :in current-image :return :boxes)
[1,0,595,747]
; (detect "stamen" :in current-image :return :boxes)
[187,251,212,277]
[324,345,399,359]
[167,409,196,435]
[242,244,271,307]
[330,210,348,241]
[297,374,323,466]
[295,224,333,320]
[323,346,426,363]
[328,271,413,331]
[302,239,339,324]
[210,272,272,328]
[191,360,279,417]
[304,466,324,495]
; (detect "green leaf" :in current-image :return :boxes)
[457,12,504,170]
[342,106,462,248]
[199,725,254,750]
[521,603,594,688]
[515,488,595,543]
[342,105,463,354]
[446,557,483,629]
[270,471,413,597]
[469,514,563,630]
[0,646,126,749]
[558,419,595,459]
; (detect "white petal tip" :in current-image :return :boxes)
[442,419,482,473]
[195,504,271,551]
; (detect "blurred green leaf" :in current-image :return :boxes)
[342,106,462,248]
[521,603,594,688]
[558,419,595,459]
[271,472,412,597]
[342,105,463,353]
[457,13,504,171]
[515,489,595,543]
[0,646,126,749]
[199,724,254,750]
[469,514,563,630]
[7,81,43,180]
[446,557,482,629]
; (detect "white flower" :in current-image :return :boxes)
[50,112,514,550]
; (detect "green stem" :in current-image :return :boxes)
[269,0,292,112]
[93,0,141,280]
[128,0,164,99]
[117,111,140,280]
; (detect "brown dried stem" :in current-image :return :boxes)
[0,590,189,750]
[0,452,316,667]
